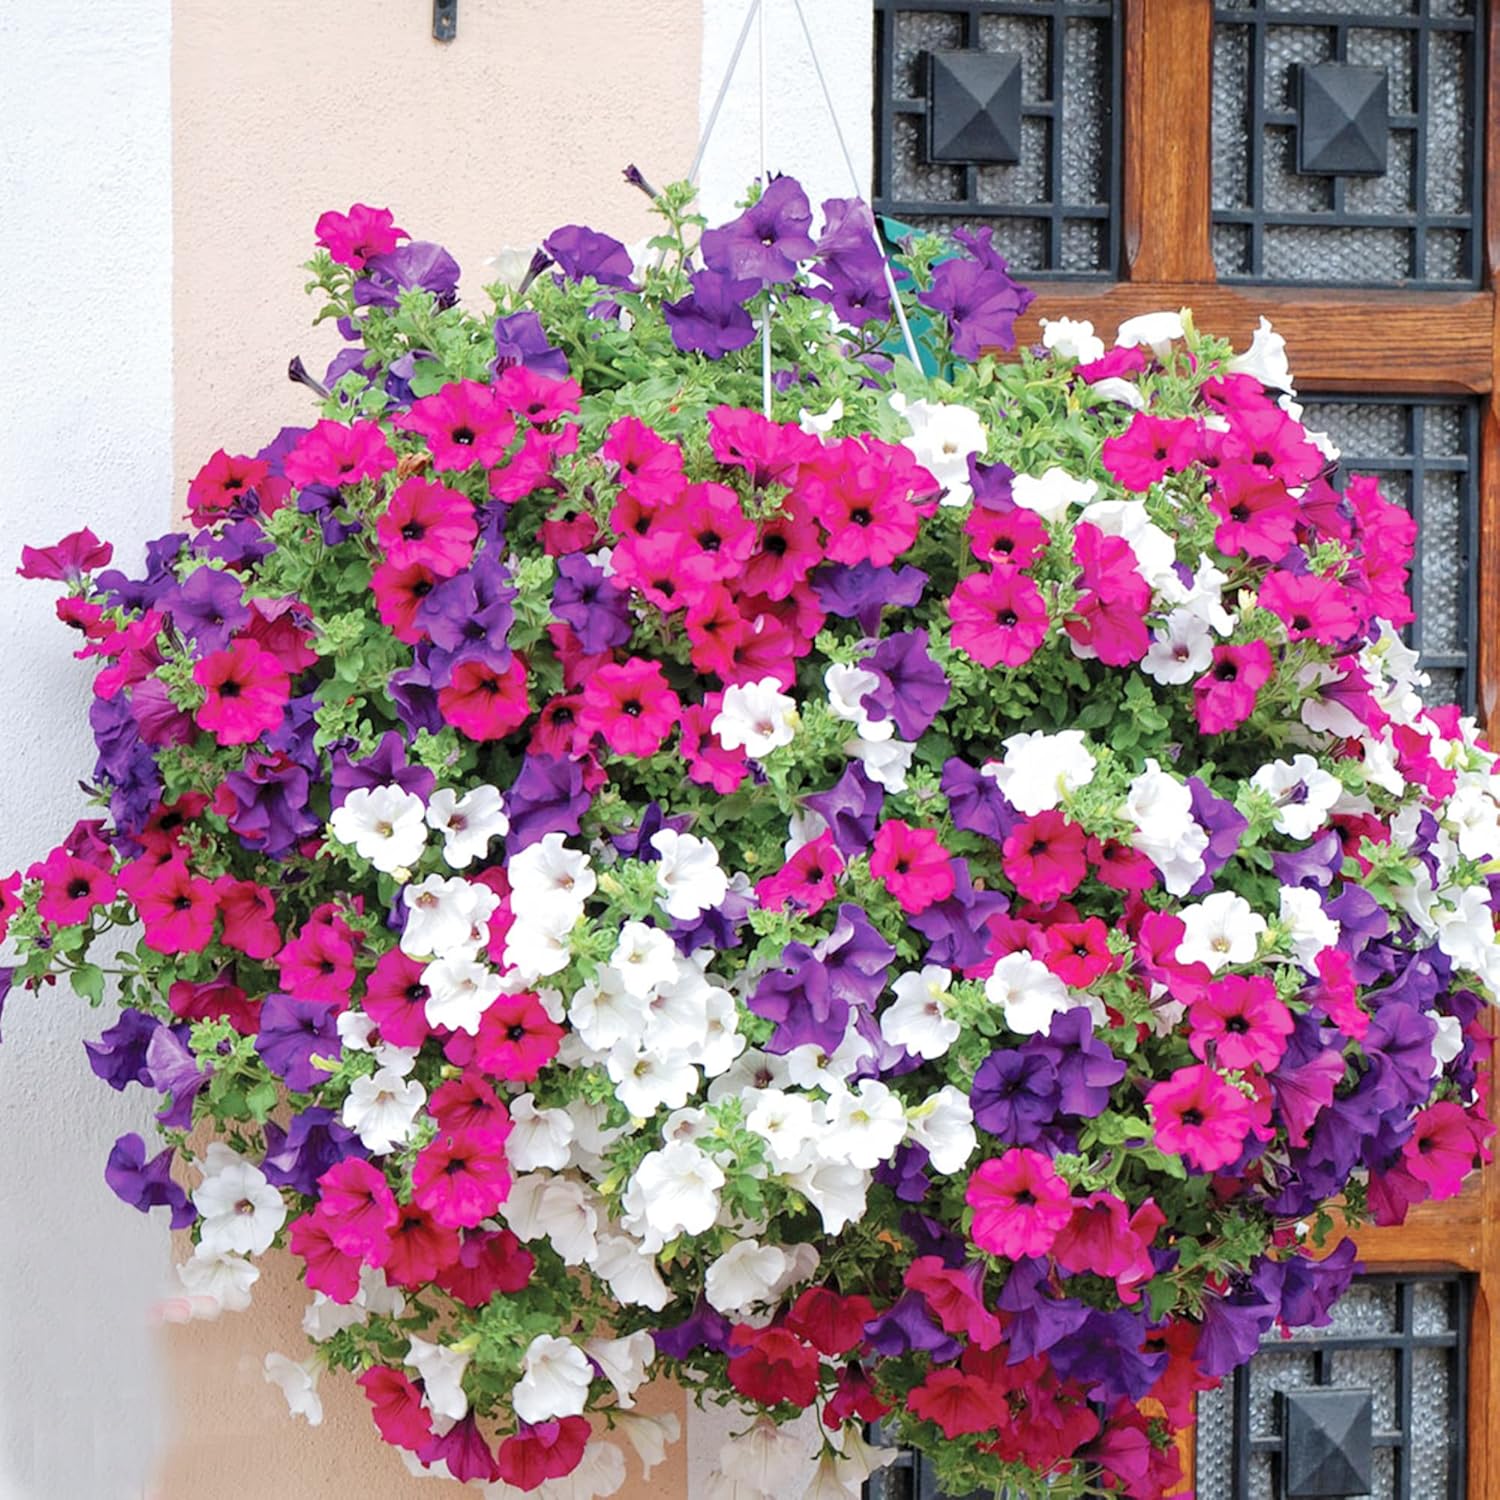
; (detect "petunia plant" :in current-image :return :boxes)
[4,172,1496,1499]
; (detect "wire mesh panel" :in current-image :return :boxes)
[1194,1273,1471,1499]
[873,0,1122,275]
[1295,396,1479,709]
[1211,1,1484,285]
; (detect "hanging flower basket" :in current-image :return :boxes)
[4,175,1495,1500]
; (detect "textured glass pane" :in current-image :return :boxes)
[893,10,962,97]
[1420,472,1464,653]
[1349,25,1416,112]
[1428,28,1473,214]
[1213,221,1252,275]
[1061,18,1107,202]
[1294,1278,1399,1338]
[1430,0,1476,14]
[1261,224,1412,281]
[1248,1451,1274,1500]
[1426,227,1469,281]
[1270,0,1416,11]
[890,114,964,203]
[1061,219,1104,271]
[1411,1347,1455,1495]
[975,117,1050,205]
[1193,1382,1236,1497]
[976,13,1050,101]
[1298,401,1410,459]
[1330,1347,1399,1426]
[1264,25,1334,113]
[1426,405,1465,456]
[1249,1351,1316,1437]
[986,218,1048,266]
[1264,126,1336,212]
[1369,1445,1397,1500]
[1425,668,1462,705]
[1213,25,1252,210]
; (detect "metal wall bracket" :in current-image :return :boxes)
[433,0,457,42]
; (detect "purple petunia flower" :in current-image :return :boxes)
[388,661,445,738]
[804,763,883,857]
[863,1291,962,1362]
[551,554,632,654]
[219,752,319,858]
[971,1048,1059,1144]
[255,995,341,1093]
[262,1107,367,1196]
[1195,1284,1279,1378]
[504,756,591,853]
[940,756,1020,846]
[1272,829,1343,891]
[1186,776,1249,895]
[811,562,928,637]
[998,1261,1093,1361]
[969,454,1016,511]
[1028,1008,1126,1119]
[662,269,759,359]
[908,858,1008,970]
[865,631,949,740]
[492,309,571,381]
[85,1010,169,1091]
[653,1298,732,1359]
[105,1133,195,1229]
[701,176,817,286]
[96,532,188,612]
[330,730,436,810]
[147,1024,211,1129]
[167,566,251,654]
[356,242,461,310]
[1051,1308,1166,1404]
[918,227,1035,359]
[543,225,636,289]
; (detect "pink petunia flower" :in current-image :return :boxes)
[1188,974,1294,1072]
[468,992,564,1081]
[1146,1063,1256,1171]
[315,203,408,269]
[411,1130,512,1229]
[120,857,217,955]
[186,450,273,525]
[438,657,531,742]
[948,568,1049,667]
[282,418,397,490]
[193,639,290,745]
[393,380,517,472]
[315,1158,399,1260]
[578,658,681,758]
[374,477,477,575]
[31,849,116,927]
[756,830,844,915]
[1193,639,1273,735]
[965,1149,1072,1257]
[1002,811,1088,904]
[870,820,956,915]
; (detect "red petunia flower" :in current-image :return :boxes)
[371,558,440,644]
[356,1365,432,1452]
[438,656,531,742]
[381,1204,461,1289]
[186,450,272,525]
[496,1417,591,1490]
[435,1226,535,1306]
[288,1209,364,1302]
[726,1325,821,1408]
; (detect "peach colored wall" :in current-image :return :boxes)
[164,4,701,1495]
[172,0,703,498]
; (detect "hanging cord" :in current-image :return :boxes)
[788,0,923,369]
[688,0,761,188]
[758,0,773,417]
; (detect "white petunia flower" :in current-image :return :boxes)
[263,1353,322,1425]
[1252,755,1342,840]
[789,1157,871,1234]
[336,1009,418,1076]
[848,734,915,792]
[650,828,729,920]
[1088,376,1147,410]
[718,1416,820,1494]
[824,662,893,742]
[612,1409,682,1479]
[799,397,844,437]
[784,1019,874,1091]
[607,1039,699,1118]
[1144,611,1216,686]
[342,1066,428,1154]
[1177,891,1268,973]
[591,1233,673,1311]
[512,1335,594,1423]
[610,920,680,999]
[1116,309,1184,359]
[1041,316,1105,364]
[505,918,577,981]
[422,954,501,1035]
[425,784,509,869]
[746,1087,821,1172]
[906,1085,978,1174]
[1429,1011,1465,1072]
[699,985,747,1077]
[1279,886,1340,974]
[569,966,650,1053]
[1126,759,1209,897]
[328,783,428,874]
[890,393,987,507]
[880,965,960,1060]
[1012,467,1097,525]
[177,1249,259,1316]
[507,834,596,924]
[713,678,799,759]
[822,1079,907,1170]
[991,730,1096,816]
[629,1142,725,1240]
[983,951,1073,1035]
[193,1144,286,1256]
[400,874,498,959]
[705,1240,789,1315]
[406,1336,471,1422]
[506,1094,575,1172]
[302,1291,367,1343]
[1227,316,1294,394]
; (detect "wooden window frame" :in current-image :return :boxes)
[992,2,1500,1491]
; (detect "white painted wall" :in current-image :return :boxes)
[0,4,176,1498]
[696,0,873,227]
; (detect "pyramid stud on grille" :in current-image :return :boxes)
[926,49,1022,165]
[1298,63,1389,176]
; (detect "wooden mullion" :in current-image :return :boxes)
[1122,0,1215,283]
[1012,284,1496,395]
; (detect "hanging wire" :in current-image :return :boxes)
[758,0,773,417]
[688,0,761,188]
[788,0,923,370]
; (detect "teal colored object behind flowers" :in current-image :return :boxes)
[2,176,1496,1499]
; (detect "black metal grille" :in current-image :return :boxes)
[1195,1273,1472,1499]
[872,0,1122,275]
[1211,2,1484,287]
[1298,396,1480,710]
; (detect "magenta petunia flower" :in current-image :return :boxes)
[315,1157,399,1260]
[469,992,563,1082]
[411,1130,512,1229]
[374,476,478,575]
[315,202,408,269]
[965,1149,1072,1258]
[1188,974,1294,1072]
[192,638,290,746]
[1193,639,1273,735]
[578,657,681,758]
[948,567,1048,667]
[392,379,516,472]
[437,656,531,742]
[17,527,113,582]
[31,848,116,927]
[120,857,217,955]
[870,820,955,915]
[282,418,396,490]
[1146,1063,1257,1171]
[186,449,273,525]
[1002,811,1088,905]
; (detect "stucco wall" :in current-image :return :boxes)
[0,4,176,1498]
